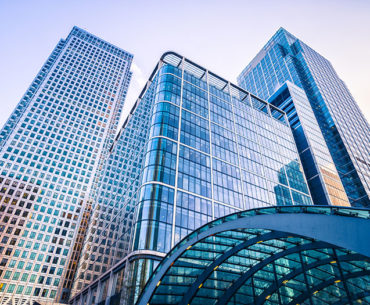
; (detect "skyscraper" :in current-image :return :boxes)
[268,81,349,206]
[237,27,370,207]
[0,26,132,305]
[71,62,156,297]
[71,52,313,305]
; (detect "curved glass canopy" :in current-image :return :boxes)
[137,206,370,305]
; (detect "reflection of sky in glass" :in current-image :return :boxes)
[238,26,368,206]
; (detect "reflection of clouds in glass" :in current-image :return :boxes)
[118,61,147,131]
[131,62,146,88]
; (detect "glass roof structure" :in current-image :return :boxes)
[138,206,370,305]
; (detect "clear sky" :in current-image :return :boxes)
[0,0,369,129]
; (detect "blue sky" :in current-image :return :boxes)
[0,0,369,128]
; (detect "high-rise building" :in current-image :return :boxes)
[268,81,349,206]
[0,26,132,305]
[71,52,313,305]
[237,27,370,207]
[71,62,156,297]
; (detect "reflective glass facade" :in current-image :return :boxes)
[268,82,349,206]
[72,68,157,297]
[134,52,311,250]
[138,205,370,305]
[71,52,313,305]
[238,28,370,207]
[0,27,132,304]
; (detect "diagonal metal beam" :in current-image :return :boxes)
[287,270,370,305]
[298,251,313,305]
[332,290,370,305]
[137,210,370,305]
[332,248,353,305]
[255,253,366,304]
[179,231,288,305]
[216,241,335,305]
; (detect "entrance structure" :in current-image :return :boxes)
[138,206,370,305]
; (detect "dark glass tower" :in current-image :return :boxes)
[268,82,349,207]
[238,28,370,207]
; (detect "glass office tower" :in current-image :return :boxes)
[0,27,132,305]
[71,65,156,297]
[71,52,312,305]
[268,82,349,206]
[237,27,370,207]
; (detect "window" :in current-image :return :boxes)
[7,284,15,293]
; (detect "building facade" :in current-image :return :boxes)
[0,26,132,305]
[268,82,349,207]
[71,63,157,297]
[70,52,313,305]
[237,27,370,207]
